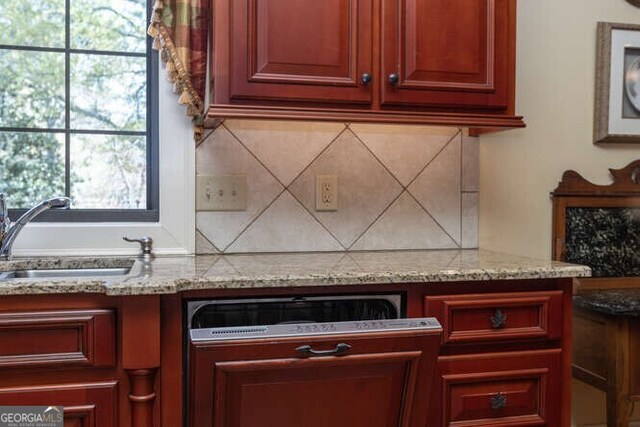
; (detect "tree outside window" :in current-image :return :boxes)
[0,0,156,217]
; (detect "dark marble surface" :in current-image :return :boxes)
[565,207,640,277]
[574,288,640,317]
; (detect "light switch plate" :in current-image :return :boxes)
[197,175,247,211]
[316,175,338,211]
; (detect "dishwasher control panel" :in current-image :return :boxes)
[190,318,441,342]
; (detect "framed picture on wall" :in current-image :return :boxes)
[594,22,640,143]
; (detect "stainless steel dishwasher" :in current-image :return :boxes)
[186,294,442,427]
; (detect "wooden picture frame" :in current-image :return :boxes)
[551,159,640,290]
[594,22,640,143]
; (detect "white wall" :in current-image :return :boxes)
[480,0,640,259]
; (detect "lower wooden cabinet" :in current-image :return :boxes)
[0,381,118,427]
[189,332,441,427]
[431,350,562,426]
[0,279,573,427]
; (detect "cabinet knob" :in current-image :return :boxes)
[361,73,372,85]
[491,392,507,410]
[388,73,400,85]
[490,309,507,329]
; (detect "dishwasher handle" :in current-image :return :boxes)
[296,343,352,357]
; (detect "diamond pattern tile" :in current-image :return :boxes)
[461,192,479,248]
[350,192,458,250]
[195,120,477,254]
[408,133,462,245]
[195,229,219,254]
[227,192,343,253]
[225,120,345,186]
[462,133,479,192]
[351,124,459,186]
[289,129,403,248]
[196,126,284,250]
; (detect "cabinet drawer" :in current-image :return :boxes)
[0,381,118,427]
[424,291,563,345]
[0,310,116,369]
[433,350,562,426]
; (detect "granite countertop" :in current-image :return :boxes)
[574,287,640,317]
[0,249,591,296]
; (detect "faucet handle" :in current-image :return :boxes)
[123,236,155,260]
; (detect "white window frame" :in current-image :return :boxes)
[10,67,196,257]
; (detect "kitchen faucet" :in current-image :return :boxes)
[0,193,71,260]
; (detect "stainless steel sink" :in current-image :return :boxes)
[0,267,131,280]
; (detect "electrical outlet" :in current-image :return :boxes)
[316,175,338,211]
[197,175,247,211]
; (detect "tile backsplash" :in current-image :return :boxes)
[196,120,478,254]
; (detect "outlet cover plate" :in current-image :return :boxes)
[316,175,338,211]
[197,175,247,211]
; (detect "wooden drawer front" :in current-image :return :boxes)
[424,291,563,345]
[0,381,117,427]
[434,350,561,426]
[0,310,116,369]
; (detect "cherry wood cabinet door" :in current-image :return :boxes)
[0,382,118,427]
[214,0,374,105]
[189,332,440,427]
[381,0,512,110]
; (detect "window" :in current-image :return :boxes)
[0,0,158,222]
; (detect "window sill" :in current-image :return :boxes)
[8,73,195,256]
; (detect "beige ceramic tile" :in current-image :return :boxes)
[221,252,347,276]
[203,257,242,276]
[350,123,459,186]
[462,133,479,192]
[225,120,345,186]
[195,229,219,254]
[461,192,479,249]
[227,192,343,253]
[289,129,403,248]
[196,126,284,250]
[350,192,458,250]
[408,134,461,245]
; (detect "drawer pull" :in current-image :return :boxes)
[491,392,507,410]
[296,343,351,357]
[490,309,507,329]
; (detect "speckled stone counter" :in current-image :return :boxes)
[574,288,640,317]
[0,249,591,296]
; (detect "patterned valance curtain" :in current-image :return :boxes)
[148,0,209,141]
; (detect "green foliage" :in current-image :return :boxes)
[0,0,148,209]
[0,133,65,207]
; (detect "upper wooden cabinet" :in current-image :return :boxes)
[382,0,510,110]
[208,0,523,130]
[225,0,373,105]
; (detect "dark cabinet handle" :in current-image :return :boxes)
[491,392,507,410]
[361,73,372,85]
[296,343,351,357]
[388,73,399,85]
[490,309,507,329]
